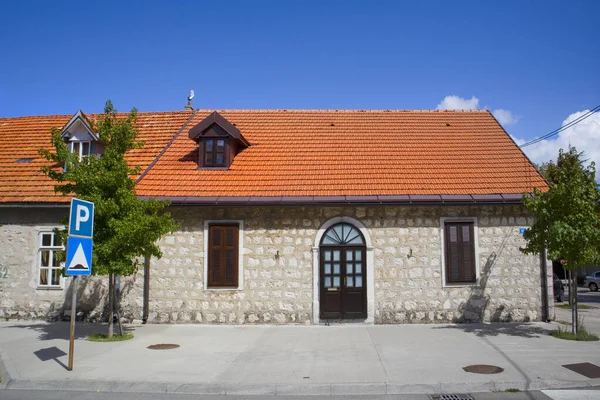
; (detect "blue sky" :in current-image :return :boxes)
[1,1,599,165]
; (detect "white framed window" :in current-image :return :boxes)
[70,141,91,161]
[38,231,64,289]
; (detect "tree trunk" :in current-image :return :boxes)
[115,275,123,336]
[571,270,578,335]
[568,269,573,306]
[108,273,114,339]
[574,267,579,334]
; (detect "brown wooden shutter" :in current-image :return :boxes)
[208,224,239,287]
[445,222,476,284]
[461,224,475,282]
[446,224,460,283]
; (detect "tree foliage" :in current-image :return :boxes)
[39,100,179,277]
[521,147,600,270]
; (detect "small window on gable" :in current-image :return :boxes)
[71,141,91,162]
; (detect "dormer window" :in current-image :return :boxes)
[189,111,249,169]
[71,141,91,161]
[204,139,227,167]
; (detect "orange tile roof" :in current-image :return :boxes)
[135,110,548,198]
[0,111,192,203]
[0,109,548,204]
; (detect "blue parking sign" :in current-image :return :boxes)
[65,236,93,276]
[69,198,94,238]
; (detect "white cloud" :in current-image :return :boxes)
[517,110,600,169]
[436,95,519,128]
[492,109,519,126]
[436,95,480,110]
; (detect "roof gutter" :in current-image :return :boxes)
[138,194,525,207]
[0,202,70,208]
[1,194,527,208]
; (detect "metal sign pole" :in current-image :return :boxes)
[68,276,77,371]
[65,197,95,372]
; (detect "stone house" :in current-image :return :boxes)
[0,108,552,324]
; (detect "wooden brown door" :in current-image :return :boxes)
[320,246,367,320]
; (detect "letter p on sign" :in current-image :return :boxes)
[76,205,89,230]
[69,198,95,238]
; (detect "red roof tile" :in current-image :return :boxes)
[0,109,548,203]
[0,111,192,203]
[136,110,548,197]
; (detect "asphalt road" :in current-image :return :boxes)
[576,286,600,305]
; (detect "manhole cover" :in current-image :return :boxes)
[147,343,180,350]
[463,364,504,374]
[563,362,600,378]
[430,395,473,400]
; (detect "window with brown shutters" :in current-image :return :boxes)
[208,224,239,288]
[444,221,476,284]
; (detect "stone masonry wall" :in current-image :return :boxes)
[119,204,551,324]
[0,205,553,324]
[0,208,110,321]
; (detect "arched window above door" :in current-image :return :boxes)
[321,223,365,246]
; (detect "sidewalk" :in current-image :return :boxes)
[1,321,600,395]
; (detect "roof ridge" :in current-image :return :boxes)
[0,109,492,120]
[195,109,490,113]
[0,110,193,120]
[0,114,72,120]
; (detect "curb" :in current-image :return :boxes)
[0,351,14,389]
[4,378,600,395]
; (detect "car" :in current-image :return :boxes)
[553,274,565,302]
[584,272,600,292]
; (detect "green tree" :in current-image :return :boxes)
[521,147,600,334]
[39,101,179,337]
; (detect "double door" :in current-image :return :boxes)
[320,247,367,320]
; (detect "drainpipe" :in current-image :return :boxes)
[540,249,550,322]
[142,255,150,324]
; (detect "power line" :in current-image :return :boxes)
[519,105,600,148]
[521,105,600,147]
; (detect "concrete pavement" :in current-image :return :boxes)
[0,391,565,400]
[1,321,600,396]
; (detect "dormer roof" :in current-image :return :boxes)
[61,110,99,141]
[188,111,249,146]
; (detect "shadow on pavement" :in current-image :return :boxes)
[33,346,68,370]
[433,322,553,338]
[1,321,134,341]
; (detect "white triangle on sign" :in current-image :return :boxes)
[68,242,89,271]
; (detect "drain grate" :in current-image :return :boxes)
[562,362,600,378]
[430,395,473,400]
[147,343,180,350]
[463,364,504,374]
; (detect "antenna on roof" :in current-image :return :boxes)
[185,90,195,111]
